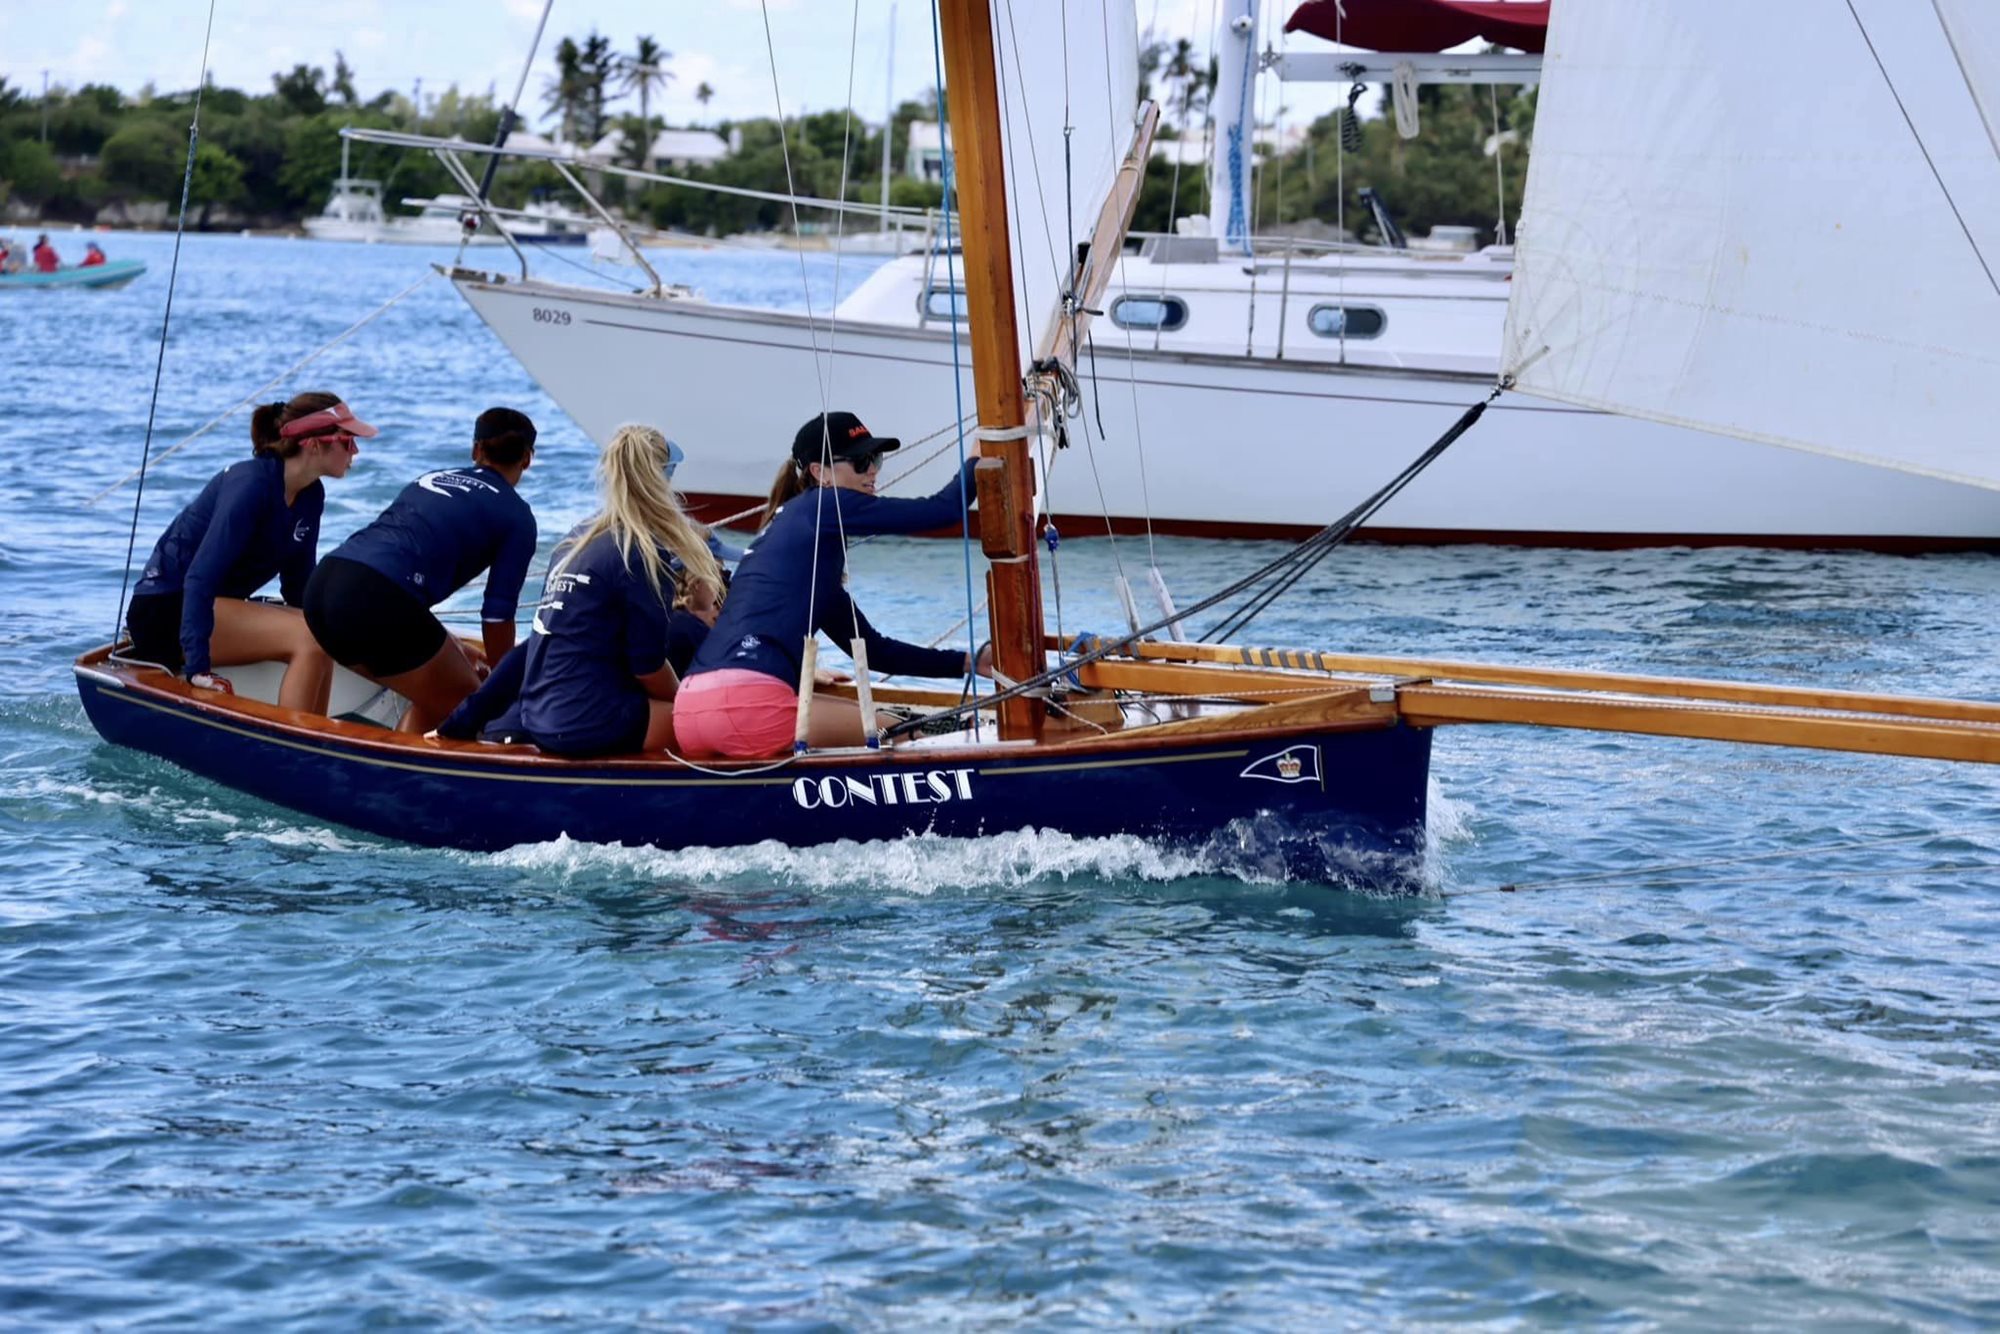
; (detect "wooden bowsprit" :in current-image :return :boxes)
[1088,640,2000,766]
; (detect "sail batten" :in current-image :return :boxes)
[1505,0,2000,489]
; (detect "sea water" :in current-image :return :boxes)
[3,230,1999,1327]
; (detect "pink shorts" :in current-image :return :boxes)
[673,669,798,759]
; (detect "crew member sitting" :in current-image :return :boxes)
[508,424,723,758]
[31,235,60,273]
[81,242,107,267]
[123,391,371,711]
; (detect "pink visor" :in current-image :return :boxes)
[279,402,380,440]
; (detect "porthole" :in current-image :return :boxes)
[921,286,969,321]
[1307,304,1386,339]
[1109,294,1190,332]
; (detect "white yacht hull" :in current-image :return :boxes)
[303,219,507,245]
[452,271,2000,549]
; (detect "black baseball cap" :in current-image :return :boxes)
[791,410,901,468]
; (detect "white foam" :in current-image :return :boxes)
[476,826,1236,893]
[221,825,379,853]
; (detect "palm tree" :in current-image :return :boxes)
[1165,37,1198,136]
[542,37,586,142]
[695,81,715,111]
[621,34,673,164]
[580,31,617,146]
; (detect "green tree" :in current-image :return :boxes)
[542,38,586,142]
[331,51,359,107]
[189,141,246,224]
[1252,82,1534,246]
[0,138,63,203]
[579,31,617,145]
[209,100,292,215]
[272,64,327,117]
[99,118,187,198]
[620,34,671,155]
[42,91,117,155]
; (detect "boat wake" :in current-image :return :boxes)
[471,804,1458,894]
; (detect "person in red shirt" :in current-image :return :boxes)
[31,235,60,273]
[81,242,106,267]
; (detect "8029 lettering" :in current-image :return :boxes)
[531,307,573,326]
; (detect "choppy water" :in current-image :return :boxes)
[4,229,2000,1328]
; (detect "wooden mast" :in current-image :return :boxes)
[937,0,1044,741]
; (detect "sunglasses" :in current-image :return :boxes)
[841,450,884,474]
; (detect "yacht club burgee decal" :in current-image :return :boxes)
[1240,745,1322,785]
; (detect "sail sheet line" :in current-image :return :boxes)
[1846,0,2000,299]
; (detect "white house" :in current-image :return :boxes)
[587,128,732,170]
[904,121,952,182]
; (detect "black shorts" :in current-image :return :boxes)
[124,591,185,673]
[527,691,651,759]
[303,556,448,678]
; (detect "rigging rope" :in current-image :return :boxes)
[884,389,1498,739]
[931,0,984,738]
[114,0,220,646]
[90,270,438,507]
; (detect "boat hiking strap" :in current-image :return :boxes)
[113,0,220,647]
[88,270,438,507]
[881,387,1500,740]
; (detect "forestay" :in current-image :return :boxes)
[1503,0,2000,489]
[986,0,1140,360]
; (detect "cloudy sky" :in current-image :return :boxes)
[1,0,1351,130]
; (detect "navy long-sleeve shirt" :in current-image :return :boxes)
[688,460,976,685]
[133,453,323,677]
[329,465,536,620]
[438,607,709,742]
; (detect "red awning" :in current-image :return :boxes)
[1284,0,1549,55]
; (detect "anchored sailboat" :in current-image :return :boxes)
[407,0,2000,549]
[72,0,2000,883]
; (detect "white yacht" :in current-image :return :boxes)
[301,179,506,246]
[390,4,2000,549]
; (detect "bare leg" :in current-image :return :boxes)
[209,599,334,715]
[372,637,481,735]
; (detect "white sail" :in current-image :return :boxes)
[1503,0,2000,489]
[986,0,1140,358]
[1936,1,2000,155]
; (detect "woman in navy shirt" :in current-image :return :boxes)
[674,410,991,759]
[304,407,538,734]
[124,391,374,712]
[513,424,725,757]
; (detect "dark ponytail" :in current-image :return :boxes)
[759,459,812,531]
[250,390,342,459]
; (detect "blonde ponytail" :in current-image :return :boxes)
[556,424,723,600]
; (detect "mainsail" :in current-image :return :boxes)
[985,0,1140,358]
[1503,0,2000,489]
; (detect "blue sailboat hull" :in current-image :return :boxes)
[76,655,1432,884]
